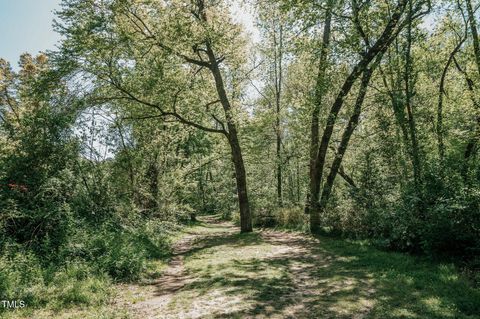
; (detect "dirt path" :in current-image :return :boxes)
[126,216,239,318]
[118,216,375,319]
[130,233,197,316]
[113,216,475,319]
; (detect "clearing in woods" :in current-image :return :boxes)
[116,215,479,319]
[19,215,479,319]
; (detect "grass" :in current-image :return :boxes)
[145,218,480,319]
[3,216,479,318]
[311,237,480,318]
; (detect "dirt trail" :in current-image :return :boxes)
[129,216,238,318]
[121,216,375,319]
[131,234,196,315]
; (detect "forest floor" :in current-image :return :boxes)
[9,215,480,318]
[113,215,479,319]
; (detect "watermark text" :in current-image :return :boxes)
[1,300,26,309]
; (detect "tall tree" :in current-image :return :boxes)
[404,0,422,190]
[256,1,290,207]
[307,0,333,230]
[307,0,430,232]
[463,0,480,173]
[57,0,253,232]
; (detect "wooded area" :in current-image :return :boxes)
[1,0,480,318]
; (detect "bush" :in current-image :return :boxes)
[48,262,111,308]
[275,207,307,230]
[0,248,111,313]
[83,229,146,281]
[0,247,44,306]
[137,220,176,258]
[62,218,176,281]
[0,217,178,313]
[249,206,307,230]
[421,187,480,259]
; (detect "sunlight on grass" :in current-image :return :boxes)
[7,218,478,319]
[161,222,480,319]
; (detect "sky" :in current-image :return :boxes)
[0,0,258,160]
[0,0,61,68]
[0,0,260,68]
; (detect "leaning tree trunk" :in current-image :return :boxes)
[185,0,254,233]
[318,57,379,209]
[206,42,253,233]
[309,0,409,233]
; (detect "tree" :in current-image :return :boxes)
[306,0,430,232]
[0,54,79,248]
[56,0,253,232]
[255,0,291,207]
[306,0,333,230]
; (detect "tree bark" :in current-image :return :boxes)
[338,165,357,189]
[205,40,252,232]
[463,0,480,176]
[466,0,480,75]
[274,23,284,207]
[186,0,253,232]
[453,56,480,179]
[318,61,377,209]
[437,36,465,162]
[404,0,422,190]
[307,1,332,231]
[147,154,159,212]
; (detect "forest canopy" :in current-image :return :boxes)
[1,0,480,317]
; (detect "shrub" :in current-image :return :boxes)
[86,229,147,281]
[0,247,112,312]
[48,262,111,308]
[137,220,176,258]
[0,247,44,306]
[275,207,307,230]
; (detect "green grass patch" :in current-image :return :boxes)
[155,220,480,318]
[4,217,478,318]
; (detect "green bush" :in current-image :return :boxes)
[48,262,111,308]
[137,220,176,258]
[275,207,308,230]
[0,218,176,312]
[84,229,146,281]
[0,247,44,305]
[421,187,480,259]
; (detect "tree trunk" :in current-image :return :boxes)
[319,61,376,208]
[116,122,137,201]
[404,0,422,190]
[466,0,480,75]
[228,131,252,232]
[453,56,480,179]
[307,1,332,232]
[382,41,411,185]
[205,41,253,233]
[274,23,284,207]
[191,0,253,232]
[147,155,159,212]
[437,37,465,162]
[463,0,480,176]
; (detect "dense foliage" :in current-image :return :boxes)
[1,0,480,313]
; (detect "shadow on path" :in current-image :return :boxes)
[130,216,480,319]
